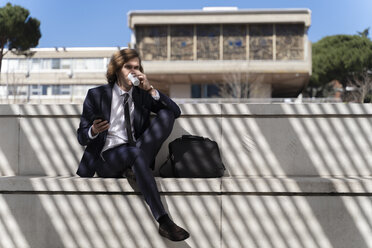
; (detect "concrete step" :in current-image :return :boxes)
[1,176,372,248]
[1,176,371,194]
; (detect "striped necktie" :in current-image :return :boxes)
[123,93,135,146]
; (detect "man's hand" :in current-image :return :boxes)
[91,119,110,136]
[134,72,156,96]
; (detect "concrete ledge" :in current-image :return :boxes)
[0,176,221,193]
[222,176,372,194]
[3,103,372,117]
[1,175,372,248]
[1,176,371,194]
[1,103,372,248]
[1,103,371,177]
[222,103,372,116]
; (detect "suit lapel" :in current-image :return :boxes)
[101,84,113,122]
[132,87,142,138]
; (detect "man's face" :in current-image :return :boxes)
[117,57,140,89]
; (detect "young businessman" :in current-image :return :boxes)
[77,48,189,242]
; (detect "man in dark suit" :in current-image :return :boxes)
[77,48,189,242]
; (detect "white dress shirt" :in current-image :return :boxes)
[88,84,160,154]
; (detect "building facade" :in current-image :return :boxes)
[0,47,118,103]
[129,8,312,98]
[0,8,312,103]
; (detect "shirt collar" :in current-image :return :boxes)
[114,83,133,98]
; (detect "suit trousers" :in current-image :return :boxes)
[98,109,175,220]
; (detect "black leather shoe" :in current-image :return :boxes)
[159,221,190,241]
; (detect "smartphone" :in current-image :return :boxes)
[94,115,108,123]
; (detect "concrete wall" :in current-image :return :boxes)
[1,176,372,248]
[1,103,370,177]
[0,103,371,248]
[169,84,191,98]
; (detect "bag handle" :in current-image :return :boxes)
[181,135,204,140]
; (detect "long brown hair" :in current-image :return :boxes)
[106,48,144,85]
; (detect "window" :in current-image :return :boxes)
[18,59,29,71]
[191,84,201,98]
[136,26,168,60]
[42,85,51,95]
[249,24,273,60]
[30,85,41,95]
[61,59,71,69]
[276,24,304,60]
[197,25,220,60]
[7,59,19,71]
[7,85,27,96]
[51,59,61,69]
[205,84,220,98]
[223,24,246,60]
[31,59,41,71]
[59,85,71,95]
[171,25,194,60]
[2,59,9,71]
[73,58,104,70]
[52,85,71,95]
[191,84,220,98]
[40,59,52,70]
[84,58,104,70]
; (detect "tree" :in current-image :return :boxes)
[357,27,370,38]
[0,2,41,73]
[344,69,372,103]
[306,34,372,100]
[219,72,250,98]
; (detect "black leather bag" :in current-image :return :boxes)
[160,135,225,178]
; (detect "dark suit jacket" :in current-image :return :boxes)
[76,84,181,177]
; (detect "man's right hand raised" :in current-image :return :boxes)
[91,119,110,136]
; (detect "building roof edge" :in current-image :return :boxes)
[128,8,311,16]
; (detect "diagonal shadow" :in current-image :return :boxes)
[1,102,371,248]
[220,105,327,248]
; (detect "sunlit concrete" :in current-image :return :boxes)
[0,103,371,247]
[0,103,371,176]
[221,195,372,248]
[0,176,372,247]
[0,105,19,176]
[1,176,372,194]
[1,192,221,248]
[19,117,82,175]
[129,9,312,28]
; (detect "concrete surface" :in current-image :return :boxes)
[1,176,372,194]
[0,176,372,248]
[1,103,371,177]
[0,103,371,248]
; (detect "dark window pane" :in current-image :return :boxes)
[276,24,304,60]
[171,25,194,60]
[42,85,50,95]
[197,25,220,60]
[136,26,168,61]
[51,59,60,69]
[191,84,201,98]
[223,25,246,60]
[249,24,273,60]
[60,85,71,95]
[207,84,220,97]
[52,85,60,95]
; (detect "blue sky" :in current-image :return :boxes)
[1,0,371,48]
